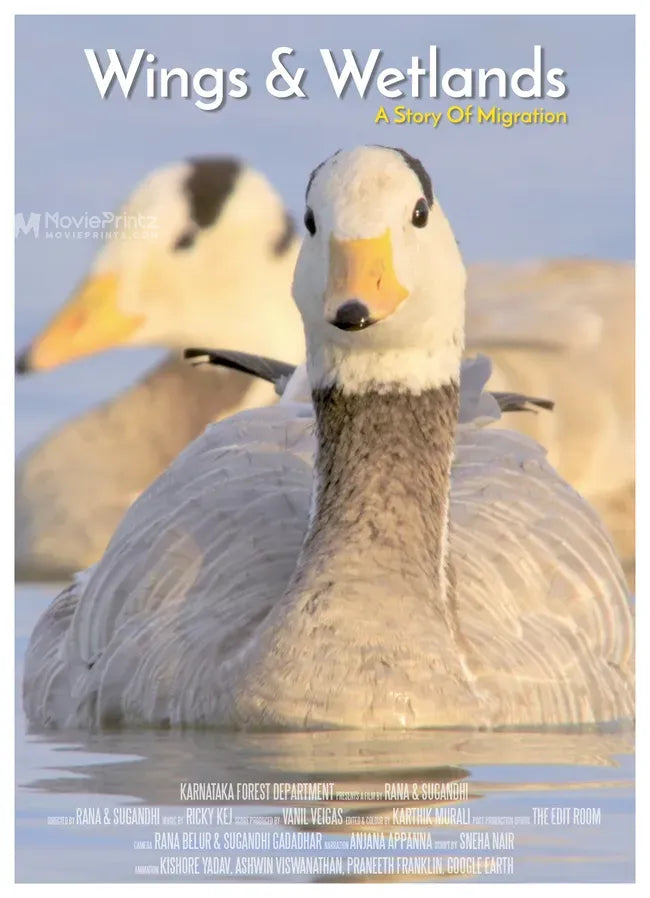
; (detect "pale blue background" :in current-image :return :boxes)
[15,14,634,446]
[14,17,636,883]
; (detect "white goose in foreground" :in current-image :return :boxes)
[23,146,633,730]
[16,159,634,584]
[15,157,304,580]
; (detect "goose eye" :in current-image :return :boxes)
[411,198,429,228]
[304,207,316,236]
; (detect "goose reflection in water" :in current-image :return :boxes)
[19,726,634,883]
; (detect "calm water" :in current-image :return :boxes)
[14,15,635,884]
[16,586,634,884]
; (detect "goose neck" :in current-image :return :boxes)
[298,379,460,603]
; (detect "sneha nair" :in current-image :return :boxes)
[376,104,568,128]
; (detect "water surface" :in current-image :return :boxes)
[16,586,634,884]
[14,14,635,886]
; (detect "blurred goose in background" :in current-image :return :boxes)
[16,159,634,585]
[15,157,304,581]
[23,147,633,731]
[466,260,635,583]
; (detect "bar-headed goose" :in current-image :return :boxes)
[15,157,304,580]
[23,146,633,730]
[466,260,634,583]
[16,159,634,585]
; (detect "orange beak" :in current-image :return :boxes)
[16,273,144,373]
[325,229,408,325]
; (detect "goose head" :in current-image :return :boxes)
[16,157,303,373]
[293,146,466,394]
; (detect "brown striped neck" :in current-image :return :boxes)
[294,380,460,604]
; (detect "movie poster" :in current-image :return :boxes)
[15,12,635,886]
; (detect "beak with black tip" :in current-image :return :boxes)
[14,274,143,374]
[325,229,408,330]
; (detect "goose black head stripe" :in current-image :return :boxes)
[184,157,241,229]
